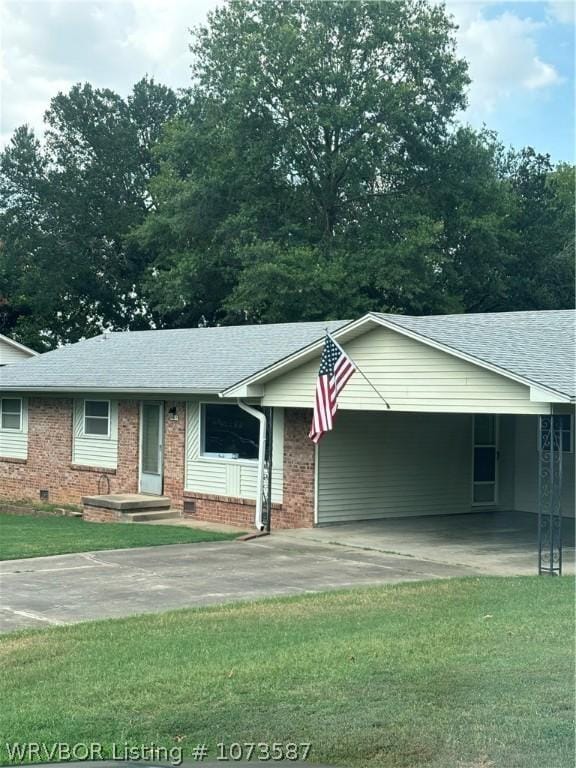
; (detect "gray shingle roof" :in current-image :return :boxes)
[0,321,348,393]
[1,310,573,400]
[372,310,575,399]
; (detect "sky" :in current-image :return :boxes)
[1,0,574,162]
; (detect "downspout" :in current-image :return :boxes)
[237,400,266,531]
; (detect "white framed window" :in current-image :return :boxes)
[0,398,22,431]
[539,415,573,454]
[83,400,110,437]
[200,403,259,461]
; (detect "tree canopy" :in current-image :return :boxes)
[1,0,573,350]
[0,78,178,347]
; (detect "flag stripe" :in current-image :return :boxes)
[309,335,356,443]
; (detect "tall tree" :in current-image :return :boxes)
[136,0,470,326]
[0,78,178,349]
[424,126,515,313]
[192,0,468,242]
[0,127,49,338]
[502,150,575,310]
[3,1,572,346]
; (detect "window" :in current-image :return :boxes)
[84,400,110,437]
[201,404,259,460]
[540,415,573,453]
[1,398,22,431]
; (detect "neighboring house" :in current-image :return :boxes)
[0,310,574,529]
[0,335,38,366]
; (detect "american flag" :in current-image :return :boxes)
[309,334,356,444]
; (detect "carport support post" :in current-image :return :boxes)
[537,415,563,576]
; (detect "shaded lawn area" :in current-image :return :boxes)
[1,577,573,768]
[0,514,239,560]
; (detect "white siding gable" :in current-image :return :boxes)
[0,338,35,365]
[261,326,549,414]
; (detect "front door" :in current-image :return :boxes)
[472,414,498,505]
[140,401,164,495]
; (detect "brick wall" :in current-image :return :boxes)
[163,401,186,509]
[0,398,139,505]
[0,398,316,529]
[116,400,140,491]
[82,505,124,523]
[278,408,315,528]
[183,492,259,529]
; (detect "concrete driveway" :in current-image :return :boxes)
[278,511,575,576]
[0,536,475,634]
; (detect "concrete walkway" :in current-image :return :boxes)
[277,511,575,576]
[0,537,476,633]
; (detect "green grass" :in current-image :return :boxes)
[1,577,573,768]
[0,514,240,560]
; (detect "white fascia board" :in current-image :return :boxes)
[219,384,264,399]
[220,315,378,397]
[530,386,571,404]
[368,314,571,404]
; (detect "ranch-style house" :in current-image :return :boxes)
[0,310,573,539]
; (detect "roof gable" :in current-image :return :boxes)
[257,322,551,414]
[223,310,575,402]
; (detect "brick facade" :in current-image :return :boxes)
[183,492,260,529]
[279,408,316,527]
[0,398,139,506]
[0,398,316,529]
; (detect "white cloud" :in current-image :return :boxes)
[446,3,562,116]
[0,0,568,149]
[0,0,220,147]
[117,0,219,89]
[0,1,74,146]
[123,0,194,61]
[523,58,561,89]
[547,1,575,24]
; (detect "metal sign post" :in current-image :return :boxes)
[538,415,563,575]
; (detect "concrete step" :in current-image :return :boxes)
[122,509,182,523]
[82,493,171,512]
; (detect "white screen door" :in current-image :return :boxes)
[472,415,498,505]
[140,401,164,495]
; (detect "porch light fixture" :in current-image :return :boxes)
[168,406,178,421]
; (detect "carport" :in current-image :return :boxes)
[314,410,574,569]
[224,311,575,574]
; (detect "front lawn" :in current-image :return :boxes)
[0,513,240,560]
[1,577,573,767]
